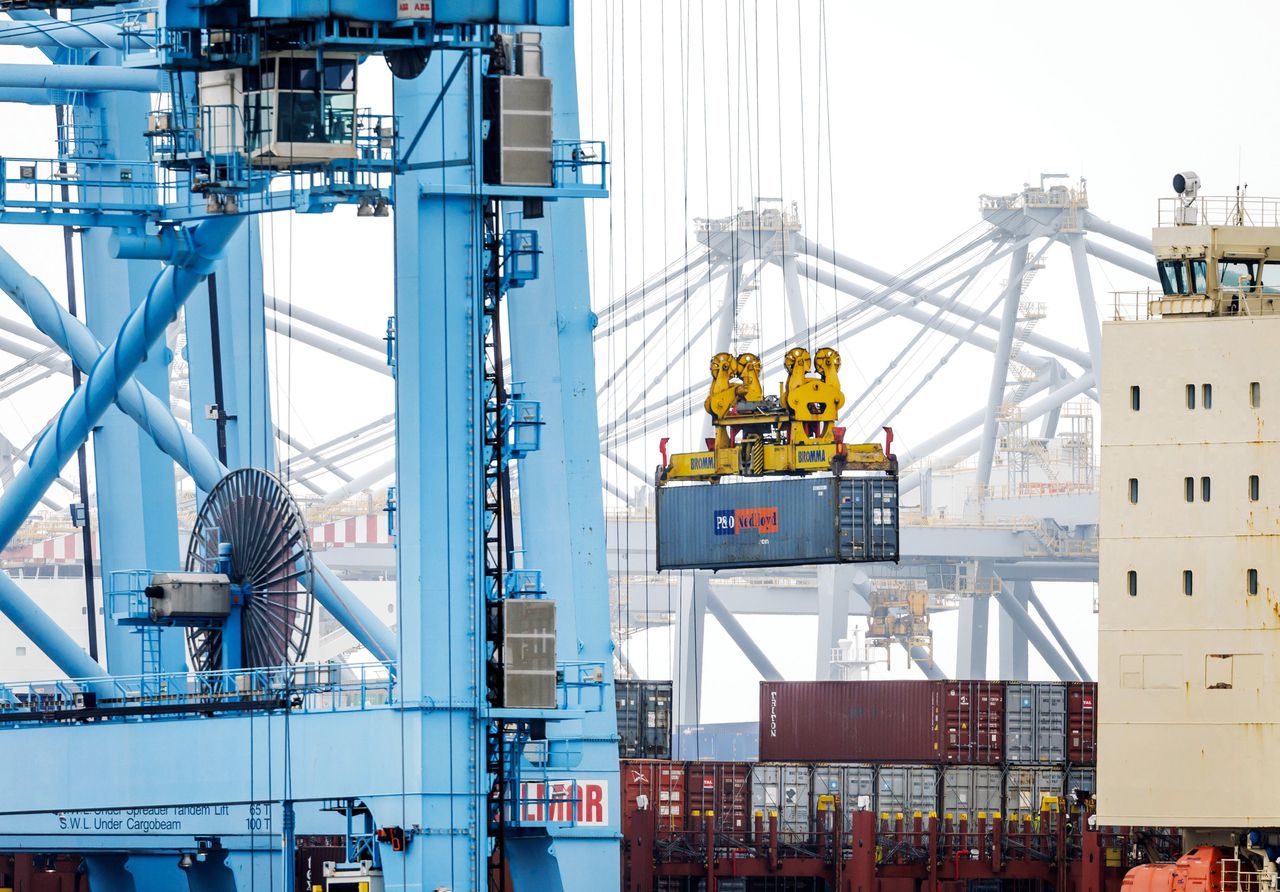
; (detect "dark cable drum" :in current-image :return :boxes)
[655,476,898,571]
[185,468,315,671]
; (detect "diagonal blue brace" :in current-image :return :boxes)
[0,63,161,92]
[0,242,399,668]
[0,216,239,680]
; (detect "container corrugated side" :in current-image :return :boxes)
[656,476,898,570]
[685,761,752,834]
[1004,682,1067,763]
[1004,767,1064,815]
[942,681,1004,764]
[759,681,943,763]
[750,763,812,842]
[876,766,938,817]
[615,679,673,760]
[620,759,686,835]
[942,766,1002,816]
[674,722,759,762]
[1067,682,1097,765]
[1066,766,1096,799]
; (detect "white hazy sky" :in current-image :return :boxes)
[0,2,1275,716]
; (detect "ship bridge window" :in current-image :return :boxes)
[1219,258,1260,291]
[1158,259,1190,295]
[1261,262,1280,294]
[1191,259,1208,293]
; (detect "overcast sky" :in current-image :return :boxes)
[0,2,1276,715]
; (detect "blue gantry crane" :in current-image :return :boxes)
[0,2,616,890]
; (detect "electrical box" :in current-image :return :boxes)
[501,599,556,708]
[144,572,232,623]
[484,75,552,187]
[323,861,384,892]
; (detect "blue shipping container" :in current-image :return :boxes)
[655,476,898,570]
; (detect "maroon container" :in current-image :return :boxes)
[621,759,687,835]
[1067,682,1097,764]
[942,681,1005,764]
[759,680,945,763]
[684,761,751,834]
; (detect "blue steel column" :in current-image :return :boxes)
[504,22,621,889]
[184,219,276,471]
[389,47,486,891]
[974,243,1029,492]
[71,36,187,674]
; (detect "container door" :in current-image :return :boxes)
[1038,684,1067,763]
[1005,683,1035,763]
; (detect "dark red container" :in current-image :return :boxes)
[760,680,941,763]
[684,761,751,834]
[760,680,1007,764]
[1067,682,1097,764]
[942,681,1005,764]
[621,759,687,835]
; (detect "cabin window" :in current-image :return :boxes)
[1183,570,1194,597]
[1250,475,1260,502]
[1128,478,1139,504]
[1158,260,1190,295]
[1186,384,1196,409]
[1185,477,1195,502]
[1262,262,1280,294]
[1130,385,1141,411]
[1201,477,1212,502]
[1191,259,1208,292]
[1251,381,1261,408]
[1202,383,1213,408]
[1248,568,1259,596]
[1220,258,1260,290]
[1127,570,1138,597]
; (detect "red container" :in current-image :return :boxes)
[1067,682,1097,764]
[760,680,944,763]
[621,759,686,834]
[684,761,751,834]
[760,680,1008,764]
[942,681,1005,764]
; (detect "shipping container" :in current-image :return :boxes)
[655,476,898,571]
[750,763,813,841]
[760,681,939,763]
[875,765,938,817]
[759,680,1005,764]
[942,681,1005,764]
[616,679,674,760]
[1067,682,1097,765]
[1066,766,1096,800]
[674,722,759,762]
[685,761,752,835]
[1004,683,1066,764]
[621,759,687,834]
[942,766,1002,816]
[1004,767,1064,815]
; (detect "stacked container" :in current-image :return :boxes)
[1004,683,1067,764]
[942,766,1002,816]
[685,761,751,835]
[621,759,686,834]
[1067,681,1097,764]
[615,679,673,760]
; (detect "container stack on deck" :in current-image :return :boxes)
[619,680,1177,892]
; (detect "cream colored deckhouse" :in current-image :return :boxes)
[1099,179,1280,831]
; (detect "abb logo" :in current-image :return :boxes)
[519,780,608,826]
[397,0,433,17]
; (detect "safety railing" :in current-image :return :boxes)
[1112,289,1160,320]
[1158,195,1280,227]
[0,661,394,725]
[557,660,609,712]
[551,139,606,192]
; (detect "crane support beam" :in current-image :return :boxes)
[976,243,1029,489]
[798,235,1092,369]
[1083,238,1159,282]
[0,63,161,93]
[994,582,1081,682]
[265,310,392,376]
[705,589,783,681]
[1081,210,1154,254]
[0,14,151,52]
